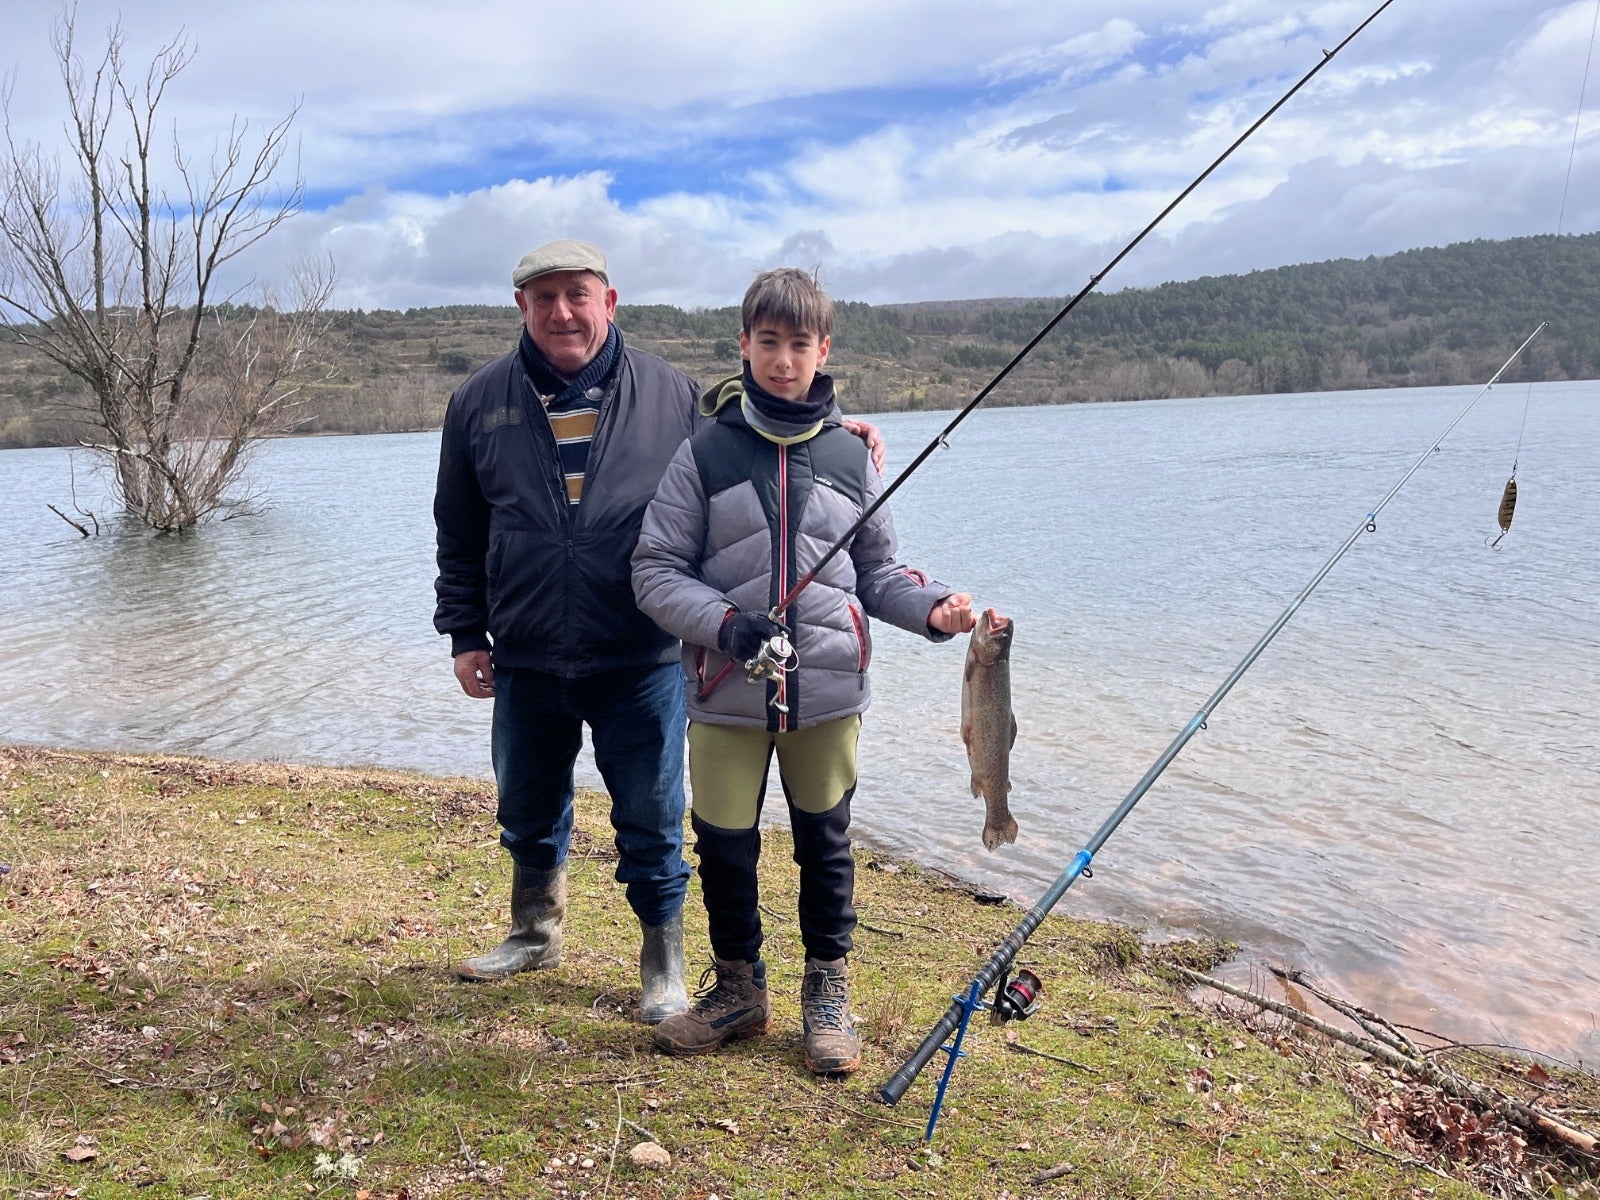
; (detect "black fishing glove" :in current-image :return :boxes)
[718,610,784,661]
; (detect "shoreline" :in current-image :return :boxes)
[4,742,1595,1198]
[5,735,1588,1068]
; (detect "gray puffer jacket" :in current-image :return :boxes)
[631,377,954,731]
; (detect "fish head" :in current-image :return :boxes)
[967,607,1014,664]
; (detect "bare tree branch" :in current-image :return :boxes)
[0,2,333,531]
[1177,966,1600,1161]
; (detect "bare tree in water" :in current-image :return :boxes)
[0,8,333,532]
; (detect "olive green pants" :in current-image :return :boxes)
[686,715,861,829]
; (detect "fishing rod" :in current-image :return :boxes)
[755,0,1398,636]
[877,322,1549,1138]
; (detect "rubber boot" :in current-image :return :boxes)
[455,861,566,981]
[653,958,771,1055]
[638,911,688,1024]
[801,957,861,1075]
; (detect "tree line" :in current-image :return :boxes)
[5,230,1596,454]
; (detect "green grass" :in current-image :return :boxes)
[2,745,1593,1199]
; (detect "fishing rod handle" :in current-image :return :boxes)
[878,1000,965,1106]
[877,924,1035,1105]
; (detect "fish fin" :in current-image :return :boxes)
[982,815,1019,851]
[970,775,982,798]
[960,718,972,750]
[1008,715,1017,748]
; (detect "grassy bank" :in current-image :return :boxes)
[2,745,1594,1199]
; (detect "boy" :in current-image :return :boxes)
[631,268,973,1075]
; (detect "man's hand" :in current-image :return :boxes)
[454,650,495,698]
[841,418,886,475]
[928,593,977,635]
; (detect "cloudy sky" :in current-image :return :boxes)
[3,0,1596,310]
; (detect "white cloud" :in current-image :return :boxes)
[987,18,1147,87]
[1504,0,1600,108]
[4,1,1595,311]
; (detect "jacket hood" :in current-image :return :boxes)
[699,374,744,419]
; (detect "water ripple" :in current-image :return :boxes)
[2,386,1596,1062]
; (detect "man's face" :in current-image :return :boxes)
[740,321,830,402]
[516,269,618,377]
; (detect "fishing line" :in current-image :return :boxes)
[1555,0,1599,236]
[764,0,1398,624]
[878,324,1548,1136]
[1492,0,1599,550]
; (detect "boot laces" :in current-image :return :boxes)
[804,968,850,1031]
[690,962,746,1013]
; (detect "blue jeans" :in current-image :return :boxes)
[491,661,690,927]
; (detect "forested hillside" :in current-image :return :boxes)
[2,232,1593,448]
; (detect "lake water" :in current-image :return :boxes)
[2,382,1596,1065]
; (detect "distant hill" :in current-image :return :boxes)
[2,232,1594,449]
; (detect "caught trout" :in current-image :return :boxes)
[961,608,1019,851]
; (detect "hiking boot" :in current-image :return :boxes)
[638,912,689,1025]
[801,957,860,1075]
[653,958,770,1055]
[455,862,566,981]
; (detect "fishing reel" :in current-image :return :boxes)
[742,615,798,712]
[991,966,1043,1024]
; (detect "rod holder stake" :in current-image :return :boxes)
[924,978,989,1142]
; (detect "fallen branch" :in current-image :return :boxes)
[1268,966,1420,1058]
[1026,1162,1077,1184]
[1177,967,1598,1160]
[1335,1129,1454,1181]
[621,1117,659,1144]
[47,503,90,537]
[855,908,944,936]
[454,1121,477,1168]
[1005,1040,1098,1073]
[857,922,906,939]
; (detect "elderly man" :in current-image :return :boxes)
[433,240,879,1025]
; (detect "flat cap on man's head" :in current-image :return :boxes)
[512,239,610,288]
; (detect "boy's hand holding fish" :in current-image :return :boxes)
[929,593,976,635]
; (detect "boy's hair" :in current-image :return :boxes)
[740,267,833,340]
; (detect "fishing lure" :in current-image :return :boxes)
[1490,475,1517,549]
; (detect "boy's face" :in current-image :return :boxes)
[740,321,830,402]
